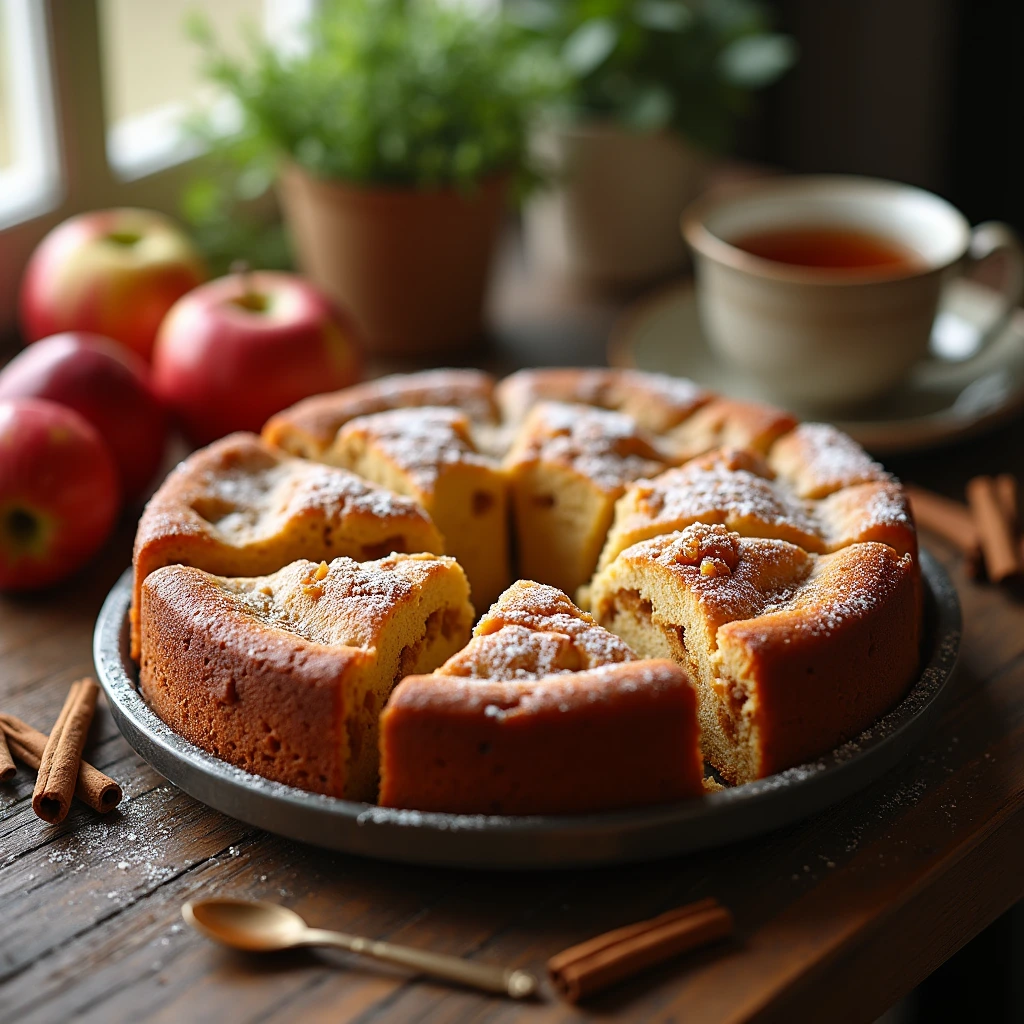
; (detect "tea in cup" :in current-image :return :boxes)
[682,175,1024,408]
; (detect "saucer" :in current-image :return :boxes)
[609,277,1024,454]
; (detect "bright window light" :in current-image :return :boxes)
[100,0,315,181]
[0,0,61,229]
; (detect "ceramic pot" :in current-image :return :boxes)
[524,121,709,288]
[277,163,508,355]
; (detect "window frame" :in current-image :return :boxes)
[0,0,313,339]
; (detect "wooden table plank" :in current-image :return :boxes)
[3,595,1020,1024]
[1,255,1023,1020]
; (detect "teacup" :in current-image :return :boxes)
[682,175,1024,408]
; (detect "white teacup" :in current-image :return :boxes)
[682,175,1024,408]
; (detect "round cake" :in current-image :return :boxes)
[133,368,921,813]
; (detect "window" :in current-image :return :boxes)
[99,0,266,180]
[0,0,60,229]
[0,0,314,336]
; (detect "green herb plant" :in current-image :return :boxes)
[509,0,796,151]
[183,0,562,272]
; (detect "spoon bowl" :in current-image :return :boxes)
[185,898,309,952]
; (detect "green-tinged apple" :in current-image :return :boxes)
[0,398,120,590]
[151,270,362,445]
[19,208,208,361]
[0,333,169,502]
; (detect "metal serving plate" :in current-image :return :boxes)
[94,551,960,870]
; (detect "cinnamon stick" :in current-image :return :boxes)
[995,474,1019,531]
[905,485,982,578]
[994,473,1024,565]
[0,727,15,783]
[905,485,980,555]
[0,714,121,815]
[547,897,733,1003]
[21,679,99,822]
[967,476,1023,583]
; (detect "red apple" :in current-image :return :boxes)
[0,398,120,590]
[0,333,169,502]
[19,208,208,361]
[151,270,362,445]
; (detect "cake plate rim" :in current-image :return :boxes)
[93,549,961,870]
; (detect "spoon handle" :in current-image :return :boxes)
[303,928,537,998]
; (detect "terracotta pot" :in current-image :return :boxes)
[524,121,710,288]
[277,163,508,355]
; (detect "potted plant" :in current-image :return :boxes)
[513,0,796,287]
[189,0,558,355]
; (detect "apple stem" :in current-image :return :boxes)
[230,259,255,304]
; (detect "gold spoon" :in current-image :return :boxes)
[182,898,537,999]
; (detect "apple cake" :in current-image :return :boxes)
[496,367,712,433]
[132,366,923,810]
[379,580,703,814]
[130,432,444,658]
[503,402,668,596]
[314,407,509,608]
[139,553,473,800]
[588,523,920,784]
[262,368,498,460]
[595,445,916,575]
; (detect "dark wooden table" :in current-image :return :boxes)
[1,242,1023,1024]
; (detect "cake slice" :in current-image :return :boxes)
[262,369,498,459]
[131,433,444,659]
[379,580,704,814]
[769,422,889,499]
[496,367,711,433]
[589,523,920,783]
[324,407,510,607]
[504,402,667,596]
[438,579,637,678]
[595,448,823,573]
[139,554,474,800]
[665,397,798,462]
[595,447,917,574]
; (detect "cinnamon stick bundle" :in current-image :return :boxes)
[0,713,122,816]
[547,897,733,1003]
[967,476,1023,583]
[0,727,15,783]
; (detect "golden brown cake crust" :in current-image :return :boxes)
[140,554,474,799]
[769,422,890,499]
[329,406,510,607]
[717,541,920,777]
[496,367,711,433]
[263,369,498,458]
[136,367,924,810]
[131,432,443,658]
[333,407,494,495]
[378,580,703,814]
[505,402,666,494]
[379,660,704,814]
[441,580,637,679]
[596,445,918,572]
[140,564,360,796]
[588,523,920,783]
[667,397,798,461]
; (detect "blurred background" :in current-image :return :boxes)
[0,2,1019,1019]
[1,0,1020,341]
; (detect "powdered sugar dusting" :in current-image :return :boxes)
[510,402,665,492]
[770,422,890,499]
[336,406,495,491]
